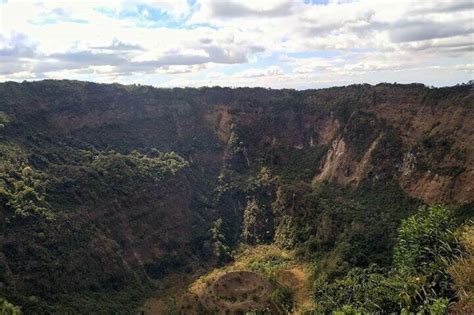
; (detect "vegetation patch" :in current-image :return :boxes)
[313,205,471,313]
[143,245,314,314]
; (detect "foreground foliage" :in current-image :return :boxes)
[313,205,470,313]
[0,298,22,315]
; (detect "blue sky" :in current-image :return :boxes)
[0,0,472,89]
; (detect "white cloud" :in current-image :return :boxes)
[236,66,284,78]
[196,0,294,19]
[0,0,472,87]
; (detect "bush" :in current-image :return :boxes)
[271,286,294,312]
[0,111,10,128]
[313,205,466,313]
[448,224,474,312]
[394,204,460,275]
[426,298,450,315]
[0,298,22,315]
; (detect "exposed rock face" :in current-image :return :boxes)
[301,85,474,206]
[226,85,472,206]
[316,133,384,186]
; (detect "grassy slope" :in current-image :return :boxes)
[143,245,315,314]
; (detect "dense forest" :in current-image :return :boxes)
[0,80,472,313]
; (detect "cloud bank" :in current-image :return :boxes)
[0,0,472,88]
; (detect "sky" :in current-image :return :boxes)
[0,0,473,89]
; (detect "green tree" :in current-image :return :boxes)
[241,198,273,244]
[0,112,10,129]
[209,218,232,264]
[394,204,460,275]
[1,160,53,220]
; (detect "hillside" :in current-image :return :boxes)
[0,80,472,313]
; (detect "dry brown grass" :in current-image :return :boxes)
[142,245,315,314]
[276,266,315,313]
[448,224,474,314]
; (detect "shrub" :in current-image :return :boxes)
[0,298,22,315]
[313,205,466,313]
[271,287,294,312]
[394,205,460,275]
[448,224,474,312]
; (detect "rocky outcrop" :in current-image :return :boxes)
[305,84,474,206]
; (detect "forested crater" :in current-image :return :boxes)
[0,80,472,313]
